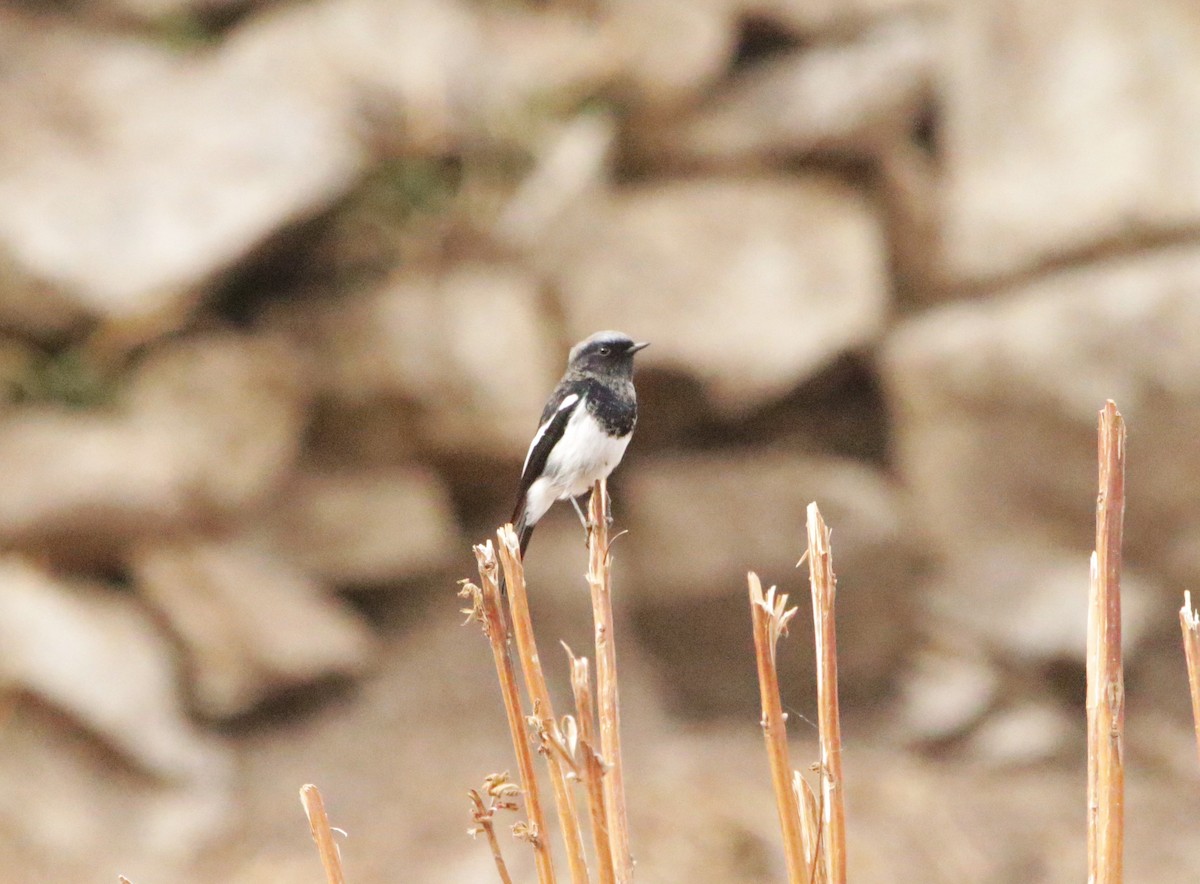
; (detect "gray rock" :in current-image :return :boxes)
[938,0,1200,283]
[0,557,229,782]
[883,246,1200,576]
[967,700,1076,766]
[603,0,736,114]
[738,0,943,38]
[261,468,459,586]
[0,11,365,332]
[636,19,938,166]
[277,264,560,458]
[556,176,890,414]
[897,646,998,742]
[622,453,922,712]
[131,537,376,719]
[0,333,308,559]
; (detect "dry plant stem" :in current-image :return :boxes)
[469,785,516,884]
[300,784,347,884]
[587,479,634,881]
[793,772,827,884]
[1087,400,1126,884]
[482,824,514,884]
[806,503,847,884]
[1179,592,1200,769]
[474,545,557,884]
[749,572,809,883]
[496,529,591,884]
[569,649,617,884]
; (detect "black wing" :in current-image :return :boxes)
[511,385,582,526]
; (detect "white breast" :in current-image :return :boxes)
[522,396,631,527]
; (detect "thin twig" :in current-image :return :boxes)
[806,503,847,884]
[468,546,557,883]
[300,784,347,884]
[497,527,591,884]
[1179,591,1200,770]
[749,572,808,883]
[1087,400,1126,884]
[793,771,827,884]
[588,479,634,880]
[567,645,617,884]
[469,773,521,884]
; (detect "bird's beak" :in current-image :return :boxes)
[628,341,650,354]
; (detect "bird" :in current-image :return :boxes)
[507,330,649,567]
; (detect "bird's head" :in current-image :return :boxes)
[567,331,649,378]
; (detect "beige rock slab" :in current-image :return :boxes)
[556,176,890,414]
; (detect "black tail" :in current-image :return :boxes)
[497,509,536,599]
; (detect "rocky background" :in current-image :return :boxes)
[1,0,1200,881]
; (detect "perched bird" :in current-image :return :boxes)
[509,330,649,562]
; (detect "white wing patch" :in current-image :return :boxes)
[522,393,580,474]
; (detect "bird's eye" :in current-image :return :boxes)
[598,346,612,356]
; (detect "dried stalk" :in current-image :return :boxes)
[468,546,557,883]
[587,479,634,880]
[749,572,807,883]
[469,773,521,884]
[1179,591,1200,770]
[300,784,347,884]
[805,503,846,884]
[793,772,827,884]
[496,527,591,884]
[568,646,617,884]
[1087,400,1126,884]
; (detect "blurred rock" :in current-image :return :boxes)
[85,0,245,23]
[738,0,943,38]
[258,0,613,155]
[0,333,307,560]
[938,0,1200,283]
[604,0,736,114]
[496,112,617,256]
[473,8,622,140]
[0,698,231,872]
[624,452,922,715]
[0,11,365,333]
[131,538,376,719]
[556,176,889,414]
[261,468,459,586]
[928,545,1156,664]
[630,728,786,883]
[0,557,229,782]
[128,332,311,515]
[276,264,559,458]
[898,645,998,742]
[636,19,937,166]
[256,0,478,154]
[967,699,1075,766]
[883,246,1200,582]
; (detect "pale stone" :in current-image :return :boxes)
[0,557,229,782]
[938,0,1200,282]
[131,538,376,719]
[0,333,308,558]
[883,246,1200,570]
[556,176,890,413]
[738,0,944,37]
[0,11,365,329]
[263,469,459,586]
[278,264,559,457]
[623,452,921,708]
[603,0,736,113]
[638,19,938,165]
